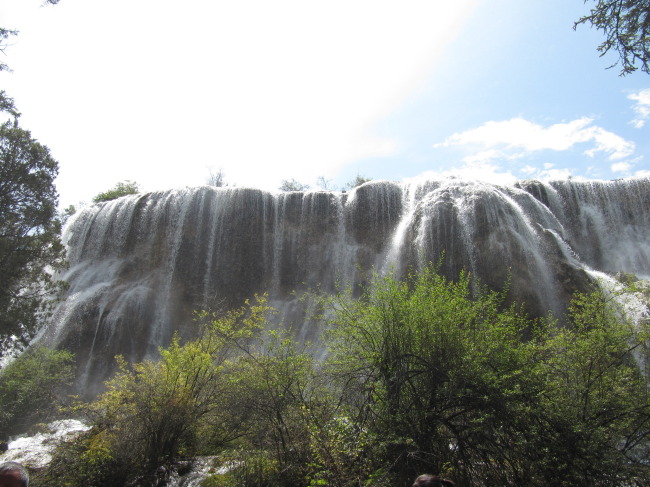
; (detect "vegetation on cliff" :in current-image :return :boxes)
[92,180,141,203]
[31,266,650,487]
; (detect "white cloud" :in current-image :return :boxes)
[410,160,581,185]
[409,161,518,186]
[435,117,635,162]
[516,163,575,182]
[611,162,632,173]
[537,168,575,180]
[629,88,650,128]
[521,165,537,176]
[583,127,635,160]
[463,149,512,165]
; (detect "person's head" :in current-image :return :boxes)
[0,462,29,487]
[412,474,455,487]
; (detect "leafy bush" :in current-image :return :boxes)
[530,290,650,484]
[0,346,74,439]
[203,449,283,487]
[324,267,538,484]
[92,180,140,203]
[34,427,128,487]
[41,296,275,486]
[279,179,310,191]
[324,267,650,486]
[345,174,371,190]
[38,268,650,486]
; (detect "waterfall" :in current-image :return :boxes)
[43,177,650,395]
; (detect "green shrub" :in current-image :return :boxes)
[324,265,650,486]
[92,180,140,203]
[0,346,73,439]
[33,428,127,487]
[36,268,650,487]
[204,450,282,487]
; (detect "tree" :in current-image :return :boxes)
[575,0,650,75]
[324,266,650,486]
[92,180,140,203]
[530,290,650,484]
[207,167,228,187]
[0,29,18,74]
[59,204,77,225]
[0,119,66,352]
[279,178,310,192]
[0,91,19,122]
[345,174,372,190]
[325,266,540,485]
[315,176,336,191]
[43,296,275,487]
[1,2,59,73]
[0,346,74,439]
[0,0,67,356]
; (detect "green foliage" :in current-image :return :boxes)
[91,180,140,203]
[233,330,318,484]
[0,120,66,351]
[59,204,77,225]
[304,414,380,487]
[0,90,19,118]
[324,266,650,486]
[195,313,324,486]
[575,0,650,75]
[0,29,18,73]
[0,69,65,353]
[204,449,284,487]
[44,347,220,485]
[279,178,310,192]
[345,174,372,190]
[39,269,650,487]
[325,267,539,485]
[0,347,74,439]
[36,427,128,487]
[531,290,650,484]
[43,296,275,487]
[1,3,58,73]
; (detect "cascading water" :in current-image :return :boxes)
[42,177,650,396]
[0,420,89,468]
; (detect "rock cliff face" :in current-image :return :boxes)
[43,177,650,395]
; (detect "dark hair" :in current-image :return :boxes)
[412,474,456,487]
[0,461,29,487]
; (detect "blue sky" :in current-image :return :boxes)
[1,0,649,208]
[362,0,650,185]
